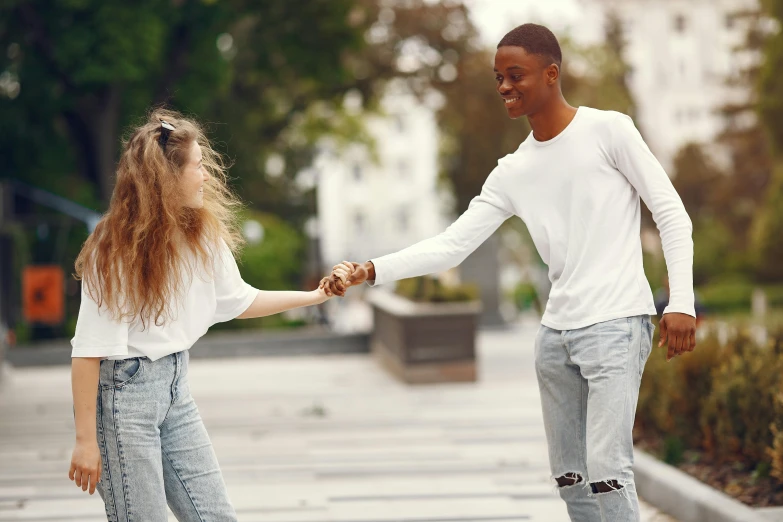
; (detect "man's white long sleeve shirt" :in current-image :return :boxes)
[370,107,694,330]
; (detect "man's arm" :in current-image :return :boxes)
[326,172,514,295]
[610,113,696,359]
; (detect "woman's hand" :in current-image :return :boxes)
[314,280,332,304]
[69,439,102,495]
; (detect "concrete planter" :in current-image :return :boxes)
[634,449,769,522]
[367,291,481,384]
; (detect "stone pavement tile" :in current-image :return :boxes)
[327,496,547,521]
[221,510,328,522]
[640,499,679,522]
[0,496,106,521]
[515,498,571,522]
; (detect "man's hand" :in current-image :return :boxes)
[659,312,696,361]
[320,261,375,297]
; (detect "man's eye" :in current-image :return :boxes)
[512,75,522,81]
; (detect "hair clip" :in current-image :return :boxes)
[159,119,175,150]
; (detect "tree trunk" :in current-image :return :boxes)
[64,86,121,206]
[91,86,121,204]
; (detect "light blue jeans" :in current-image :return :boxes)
[95,351,236,521]
[535,315,654,522]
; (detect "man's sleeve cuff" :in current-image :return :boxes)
[662,304,696,318]
[365,258,385,287]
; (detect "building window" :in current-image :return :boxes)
[353,164,362,181]
[725,13,735,30]
[395,114,406,133]
[354,212,365,234]
[673,14,686,33]
[397,207,409,233]
[398,158,410,178]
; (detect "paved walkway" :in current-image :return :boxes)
[0,320,676,521]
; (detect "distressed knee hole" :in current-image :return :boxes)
[590,479,624,494]
[555,472,584,488]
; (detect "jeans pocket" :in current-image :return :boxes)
[107,357,145,389]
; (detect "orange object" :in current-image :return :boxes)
[23,265,65,325]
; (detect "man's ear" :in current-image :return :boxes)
[546,63,560,86]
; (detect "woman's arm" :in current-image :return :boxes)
[69,357,102,494]
[236,287,330,319]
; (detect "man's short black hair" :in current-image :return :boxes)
[497,23,562,67]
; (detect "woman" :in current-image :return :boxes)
[68,109,330,521]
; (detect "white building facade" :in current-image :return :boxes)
[315,90,449,271]
[587,0,759,170]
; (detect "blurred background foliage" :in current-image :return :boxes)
[2,0,783,340]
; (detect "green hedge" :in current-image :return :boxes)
[395,275,479,303]
[511,282,540,312]
[636,322,783,483]
[696,282,783,314]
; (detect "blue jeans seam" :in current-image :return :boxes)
[112,385,132,522]
[162,446,205,521]
[98,390,118,522]
[614,319,634,485]
[577,343,587,482]
[159,401,175,430]
[159,357,179,429]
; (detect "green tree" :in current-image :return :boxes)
[752,164,783,280]
[753,0,783,280]
[717,8,774,278]
[668,6,776,283]
[670,145,734,283]
[238,212,305,292]
[0,0,367,209]
[759,0,783,150]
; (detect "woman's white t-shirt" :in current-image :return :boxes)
[71,239,258,361]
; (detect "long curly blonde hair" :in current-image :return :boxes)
[75,108,245,328]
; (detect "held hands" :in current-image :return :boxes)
[659,312,697,361]
[69,440,101,495]
[319,261,372,297]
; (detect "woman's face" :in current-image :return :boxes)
[180,140,209,208]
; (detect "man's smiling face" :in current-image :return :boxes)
[494,46,559,119]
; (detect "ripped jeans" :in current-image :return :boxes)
[535,315,654,522]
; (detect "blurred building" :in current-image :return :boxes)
[588,0,759,171]
[309,87,451,332]
[314,88,449,270]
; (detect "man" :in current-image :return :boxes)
[322,23,696,522]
